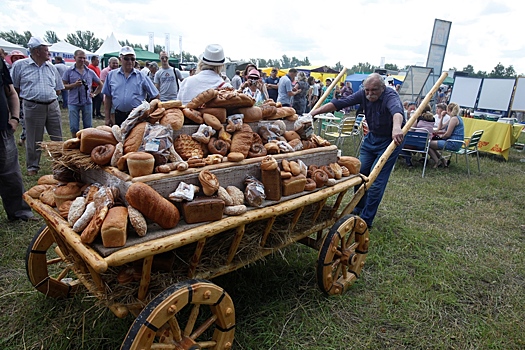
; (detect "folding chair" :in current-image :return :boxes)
[324,116,355,148]
[323,114,364,156]
[400,128,432,177]
[443,129,484,177]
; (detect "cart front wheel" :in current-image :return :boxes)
[25,225,79,298]
[122,279,235,350]
[317,214,369,296]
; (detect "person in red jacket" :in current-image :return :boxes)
[88,56,103,119]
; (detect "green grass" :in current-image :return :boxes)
[1,111,524,349]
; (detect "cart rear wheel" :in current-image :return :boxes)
[122,279,235,350]
[25,225,79,298]
[317,215,369,296]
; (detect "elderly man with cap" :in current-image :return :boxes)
[11,37,64,176]
[177,44,231,105]
[101,46,159,126]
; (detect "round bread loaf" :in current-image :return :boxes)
[126,152,155,178]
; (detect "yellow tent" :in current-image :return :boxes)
[260,67,287,77]
[259,65,346,84]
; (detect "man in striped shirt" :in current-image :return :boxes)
[11,37,64,176]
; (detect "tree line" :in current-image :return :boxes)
[0,29,519,78]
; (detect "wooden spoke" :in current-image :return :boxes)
[168,317,183,342]
[184,304,201,337]
[122,280,235,350]
[190,314,218,340]
[25,225,79,298]
[316,215,370,296]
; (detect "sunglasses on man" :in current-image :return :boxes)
[123,56,136,62]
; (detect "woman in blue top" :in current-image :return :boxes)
[428,102,464,168]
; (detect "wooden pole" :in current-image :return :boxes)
[312,67,347,111]
[340,72,449,218]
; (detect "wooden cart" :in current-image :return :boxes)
[23,167,369,349]
[23,73,447,349]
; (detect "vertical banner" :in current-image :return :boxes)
[179,35,182,63]
[426,19,451,76]
[380,57,385,69]
[148,32,154,53]
[164,33,170,55]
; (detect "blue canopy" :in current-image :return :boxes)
[345,73,370,92]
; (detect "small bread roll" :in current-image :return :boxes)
[203,113,222,130]
[159,100,182,109]
[63,138,81,150]
[227,152,245,162]
[37,174,59,185]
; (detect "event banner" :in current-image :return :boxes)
[426,19,452,75]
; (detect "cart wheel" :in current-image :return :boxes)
[122,279,235,350]
[25,225,79,298]
[316,214,369,296]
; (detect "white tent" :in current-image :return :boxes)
[48,41,96,62]
[0,38,26,54]
[95,32,122,56]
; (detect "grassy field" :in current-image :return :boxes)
[1,110,524,349]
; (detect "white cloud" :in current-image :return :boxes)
[1,0,525,74]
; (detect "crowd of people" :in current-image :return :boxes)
[400,99,465,168]
[0,38,465,230]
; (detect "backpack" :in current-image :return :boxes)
[173,68,180,92]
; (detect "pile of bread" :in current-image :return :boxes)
[26,153,361,248]
[60,87,331,178]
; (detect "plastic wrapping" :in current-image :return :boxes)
[244,175,266,207]
[120,100,150,140]
[226,113,244,133]
[169,182,197,202]
[139,123,173,165]
[192,124,216,144]
[294,114,314,139]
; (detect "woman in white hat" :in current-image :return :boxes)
[177,44,231,104]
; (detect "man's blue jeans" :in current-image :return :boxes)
[354,132,405,227]
[68,104,93,136]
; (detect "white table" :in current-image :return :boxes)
[314,114,340,135]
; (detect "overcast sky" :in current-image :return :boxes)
[2,0,524,74]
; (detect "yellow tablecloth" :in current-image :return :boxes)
[462,118,524,160]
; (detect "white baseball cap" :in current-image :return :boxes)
[27,37,51,49]
[119,46,136,56]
